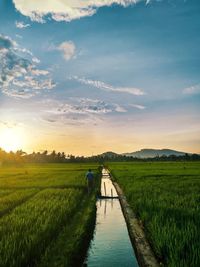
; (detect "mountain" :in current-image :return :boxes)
[99,151,120,158]
[123,149,187,158]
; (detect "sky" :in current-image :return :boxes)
[0,0,200,155]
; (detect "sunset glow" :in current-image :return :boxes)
[0,127,25,152]
[0,0,199,155]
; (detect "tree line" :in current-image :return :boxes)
[0,148,200,165]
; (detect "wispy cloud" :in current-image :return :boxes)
[146,0,151,4]
[0,120,18,128]
[57,41,76,61]
[45,98,126,115]
[13,0,150,23]
[15,21,30,29]
[183,84,200,95]
[15,34,23,39]
[71,76,145,96]
[0,34,56,98]
[129,104,146,110]
[40,98,126,126]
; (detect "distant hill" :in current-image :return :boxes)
[99,151,120,158]
[123,149,187,158]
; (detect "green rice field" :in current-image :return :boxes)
[0,163,99,267]
[108,161,200,267]
[1,161,199,267]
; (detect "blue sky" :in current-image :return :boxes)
[0,0,199,155]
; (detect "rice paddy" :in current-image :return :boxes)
[107,161,200,267]
[0,163,99,267]
[1,161,199,267]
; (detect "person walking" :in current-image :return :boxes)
[86,169,94,194]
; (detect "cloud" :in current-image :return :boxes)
[71,76,145,95]
[0,34,56,98]
[15,21,30,29]
[41,98,126,126]
[15,34,23,39]
[12,0,149,23]
[129,104,146,110]
[46,98,126,115]
[32,57,40,64]
[0,120,18,128]
[57,41,76,61]
[31,69,49,76]
[183,84,200,95]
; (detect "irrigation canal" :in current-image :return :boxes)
[84,168,139,267]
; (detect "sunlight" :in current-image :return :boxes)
[0,127,25,152]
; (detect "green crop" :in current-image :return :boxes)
[0,163,99,267]
[108,161,200,267]
[0,189,39,217]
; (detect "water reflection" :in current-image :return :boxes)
[84,169,138,267]
[84,199,138,267]
[101,178,118,198]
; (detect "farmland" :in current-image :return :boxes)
[0,163,99,267]
[108,161,200,267]
[1,161,199,267]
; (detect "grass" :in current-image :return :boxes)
[0,189,39,217]
[0,163,98,189]
[3,161,198,267]
[38,195,96,267]
[0,163,99,267]
[107,161,200,267]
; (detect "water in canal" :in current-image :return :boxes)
[84,169,138,267]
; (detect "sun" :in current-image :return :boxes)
[0,127,25,152]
